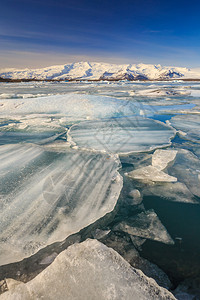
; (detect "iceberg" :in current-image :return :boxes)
[0,144,122,265]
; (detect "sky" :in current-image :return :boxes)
[1,0,200,69]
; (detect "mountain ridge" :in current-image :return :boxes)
[1,61,200,81]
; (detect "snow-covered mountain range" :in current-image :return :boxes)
[1,62,200,81]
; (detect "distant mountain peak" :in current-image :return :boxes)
[0,61,200,81]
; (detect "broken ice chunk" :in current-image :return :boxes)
[152,149,177,171]
[130,235,146,250]
[126,165,177,182]
[127,189,143,205]
[113,210,174,245]
[167,149,200,198]
[170,115,200,143]
[126,149,178,182]
[142,182,198,204]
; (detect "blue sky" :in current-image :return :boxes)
[1,0,200,68]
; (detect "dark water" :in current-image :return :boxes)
[142,196,200,285]
[115,130,200,288]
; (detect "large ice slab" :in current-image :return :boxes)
[0,144,122,265]
[170,115,200,143]
[0,239,176,300]
[68,117,175,154]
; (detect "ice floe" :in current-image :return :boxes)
[0,144,122,265]
[0,239,176,300]
[68,117,175,154]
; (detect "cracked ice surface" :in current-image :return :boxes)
[0,144,122,265]
[68,117,175,155]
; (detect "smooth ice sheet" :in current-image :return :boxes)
[68,117,175,154]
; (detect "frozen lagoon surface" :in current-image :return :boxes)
[0,81,200,299]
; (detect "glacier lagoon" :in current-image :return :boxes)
[0,80,200,298]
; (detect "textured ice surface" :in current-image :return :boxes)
[0,144,122,265]
[170,115,200,143]
[68,117,175,154]
[126,149,177,182]
[114,210,174,245]
[0,239,176,300]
